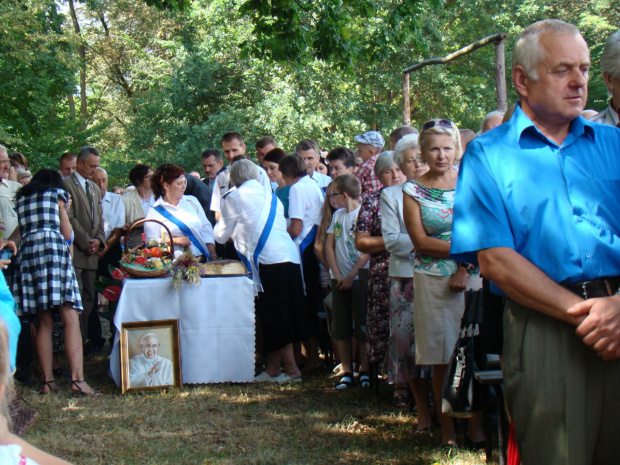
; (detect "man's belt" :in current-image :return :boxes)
[562,277,620,299]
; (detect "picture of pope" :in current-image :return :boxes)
[129,332,174,387]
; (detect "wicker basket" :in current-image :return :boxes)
[120,218,174,278]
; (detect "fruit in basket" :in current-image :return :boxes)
[147,239,159,248]
[149,247,164,258]
[134,256,148,266]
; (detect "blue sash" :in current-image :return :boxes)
[238,193,278,280]
[299,224,318,263]
[154,205,210,259]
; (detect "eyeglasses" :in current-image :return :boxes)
[328,192,344,197]
[422,119,454,131]
[0,160,10,166]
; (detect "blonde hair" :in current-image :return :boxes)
[419,119,463,163]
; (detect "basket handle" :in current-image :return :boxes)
[124,218,174,255]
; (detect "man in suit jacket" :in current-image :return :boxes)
[63,146,105,347]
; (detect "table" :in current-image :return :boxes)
[110,276,255,385]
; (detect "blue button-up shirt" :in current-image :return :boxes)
[451,104,620,284]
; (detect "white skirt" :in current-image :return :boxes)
[413,272,482,365]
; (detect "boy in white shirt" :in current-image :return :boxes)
[326,174,370,390]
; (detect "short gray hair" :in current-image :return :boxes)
[77,146,99,162]
[393,134,419,170]
[601,30,620,82]
[374,151,396,180]
[229,159,259,187]
[512,20,582,82]
[295,139,319,157]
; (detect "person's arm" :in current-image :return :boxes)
[403,194,451,257]
[99,227,123,258]
[477,247,584,324]
[58,199,73,241]
[338,253,369,290]
[354,231,386,254]
[213,195,239,245]
[288,218,303,239]
[325,233,342,280]
[381,190,413,258]
[8,434,73,465]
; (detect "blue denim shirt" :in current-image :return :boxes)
[451,104,620,284]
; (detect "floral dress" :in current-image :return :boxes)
[355,190,390,365]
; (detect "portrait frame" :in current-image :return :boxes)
[120,319,182,394]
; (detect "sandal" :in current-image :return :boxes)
[393,388,409,408]
[40,380,59,395]
[335,372,353,390]
[71,380,102,397]
[359,371,370,388]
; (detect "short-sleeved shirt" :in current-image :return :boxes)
[355,154,382,200]
[311,170,331,189]
[210,164,271,213]
[288,175,324,246]
[451,104,620,284]
[327,206,367,278]
[101,191,125,241]
[0,179,21,238]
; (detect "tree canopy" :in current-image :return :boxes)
[0,0,616,185]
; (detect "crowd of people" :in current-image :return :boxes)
[0,18,618,463]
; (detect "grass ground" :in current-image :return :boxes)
[15,352,493,465]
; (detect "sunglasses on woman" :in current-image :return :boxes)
[422,119,453,131]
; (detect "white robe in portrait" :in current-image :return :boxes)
[129,354,174,387]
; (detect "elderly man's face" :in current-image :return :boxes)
[298,148,317,175]
[77,153,100,180]
[0,149,10,180]
[141,336,160,359]
[90,168,108,195]
[521,32,590,127]
[59,157,76,177]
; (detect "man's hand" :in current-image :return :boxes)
[448,267,469,293]
[86,238,101,255]
[567,294,620,360]
[148,361,162,378]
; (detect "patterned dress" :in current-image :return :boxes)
[12,188,82,321]
[355,190,390,365]
[402,180,480,365]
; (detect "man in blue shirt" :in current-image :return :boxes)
[452,20,620,464]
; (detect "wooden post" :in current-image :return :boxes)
[494,39,507,111]
[403,72,410,125]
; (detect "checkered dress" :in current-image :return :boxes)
[12,188,82,319]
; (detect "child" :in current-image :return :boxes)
[325,174,370,390]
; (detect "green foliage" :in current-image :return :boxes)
[0,0,617,185]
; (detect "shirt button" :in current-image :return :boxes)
[585,253,591,258]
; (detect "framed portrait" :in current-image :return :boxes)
[120,319,182,393]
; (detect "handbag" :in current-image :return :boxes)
[441,288,485,418]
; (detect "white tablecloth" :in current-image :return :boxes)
[110,276,255,385]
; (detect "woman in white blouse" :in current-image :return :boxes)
[145,164,216,260]
[214,160,309,384]
[122,164,155,249]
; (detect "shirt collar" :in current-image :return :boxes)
[512,103,595,147]
[74,170,88,190]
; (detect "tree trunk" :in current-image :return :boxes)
[68,0,88,127]
[67,94,75,120]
